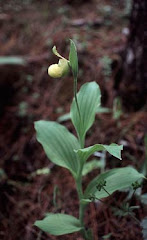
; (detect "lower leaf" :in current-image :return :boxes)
[84,167,144,201]
[34,213,82,236]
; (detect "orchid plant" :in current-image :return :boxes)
[34,40,144,240]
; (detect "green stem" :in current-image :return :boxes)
[76,161,93,240]
[76,176,89,239]
[73,74,92,240]
[74,77,80,113]
[75,176,84,224]
[78,134,85,149]
[74,76,82,133]
[76,175,83,200]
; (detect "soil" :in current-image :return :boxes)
[0,1,146,240]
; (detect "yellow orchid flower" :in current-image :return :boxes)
[48,46,70,78]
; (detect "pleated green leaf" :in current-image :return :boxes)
[70,82,101,142]
[84,167,144,201]
[69,39,78,79]
[34,213,82,236]
[35,121,80,177]
[75,143,123,163]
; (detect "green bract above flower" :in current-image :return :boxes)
[48,46,70,78]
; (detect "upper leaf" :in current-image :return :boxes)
[34,213,82,236]
[69,39,78,79]
[57,107,110,123]
[70,82,101,143]
[84,167,144,201]
[35,121,80,177]
[75,143,123,163]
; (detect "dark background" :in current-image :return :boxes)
[0,0,146,239]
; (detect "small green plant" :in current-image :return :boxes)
[100,55,112,81]
[17,101,28,117]
[124,0,132,17]
[113,97,123,120]
[141,217,147,240]
[0,56,26,66]
[34,40,144,239]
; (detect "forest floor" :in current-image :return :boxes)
[0,0,146,240]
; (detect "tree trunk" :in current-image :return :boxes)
[115,0,146,111]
